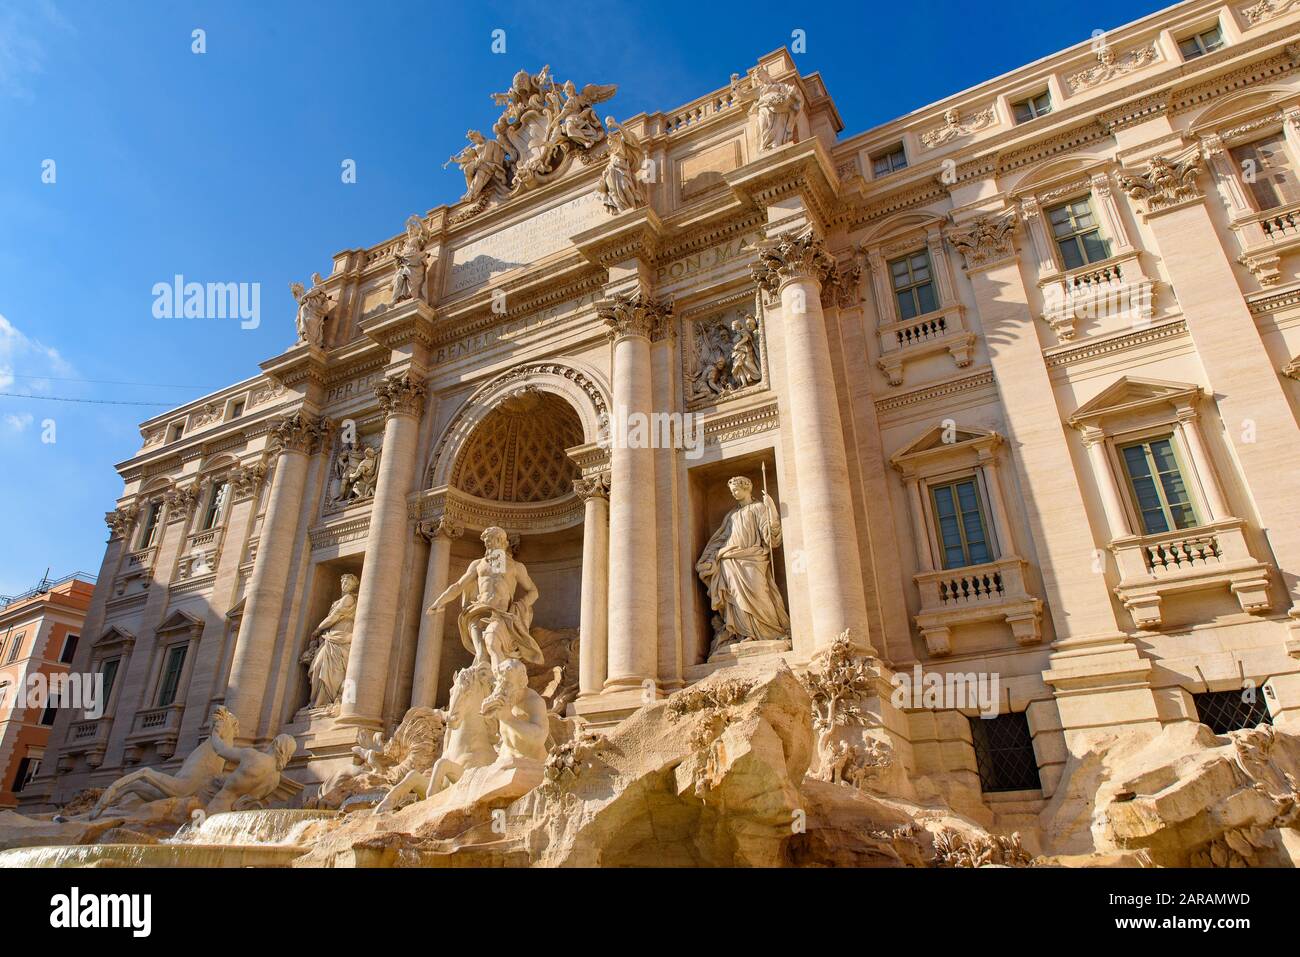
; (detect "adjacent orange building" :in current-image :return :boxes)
[0,575,95,809]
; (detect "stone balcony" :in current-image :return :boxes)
[913,556,1043,656]
[62,717,112,768]
[125,703,185,760]
[876,304,975,386]
[1039,252,1154,339]
[1109,518,1272,629]
[1233,201,1300,286]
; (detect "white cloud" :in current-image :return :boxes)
[4,412,34,432]
[0,310,74,392]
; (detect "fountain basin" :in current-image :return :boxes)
[174,808,339,846]
[0,843,306,868]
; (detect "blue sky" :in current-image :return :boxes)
[0,0,1168,595]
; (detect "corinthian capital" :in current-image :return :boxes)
[946,211,1018,269]
[229,461,268,499]
[374,373,427,418]
[417,514,464,542]
[1117,153,1203,215]
[105,504,139,539]
[750,231,834,298]
[164,482,201,521]
[573,472,610,502]
[271,411,329,454]
[598,290,673,341]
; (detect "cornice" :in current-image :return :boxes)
[873,368,996,414]
[1044,317,1189,368]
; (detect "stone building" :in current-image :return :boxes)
[23,0,1300,836]
[0,575,94,809]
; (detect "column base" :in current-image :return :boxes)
[570,686,663,725]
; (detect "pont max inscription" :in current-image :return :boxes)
[446,193,605,295]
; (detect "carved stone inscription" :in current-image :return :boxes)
[446,193,605,295]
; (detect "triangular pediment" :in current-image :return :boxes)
[891,424,999,465]
[157,608,204,635]
[94,625,136,647]
[1069,377,1200,427]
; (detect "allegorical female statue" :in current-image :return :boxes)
[301,573,358,710]
[695,476,790,657]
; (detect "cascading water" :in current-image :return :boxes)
[0,808,340,868]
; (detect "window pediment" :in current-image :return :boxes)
[94,625,136,649]
[156,608,204,637]
[891,424,1001,472]
[1068,376,1201,430]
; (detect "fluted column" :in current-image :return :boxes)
[410,515,463,709]
[340,373,426,728]
[574,472,610,698]
[226,411,325,739]
[601,292,668,691]
[753,231,873,652]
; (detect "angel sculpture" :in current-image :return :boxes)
[556,80,616,150]
[290,273,333,348]
[1118,155,1201,212]
[597,116,646,214]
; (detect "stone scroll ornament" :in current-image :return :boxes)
[445,66,617,209]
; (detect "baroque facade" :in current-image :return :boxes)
[21,0,1300,859]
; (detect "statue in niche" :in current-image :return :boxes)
[729,315,761,387]
[695,476,790,657]
[301,573,358,711]
[204,732,297,813]
[290,273,333,348]
[444,129,508,203]
[752,66,801,150]
[335,440,380,502]
[688,312,763,401]
[428,526,543,670]
[597,117,646,214]
[390,215,430,304]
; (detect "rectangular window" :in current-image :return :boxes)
[39,703,57,726]
[1230,134,1300,212]
[1193,690,1272,735]
[166,421,184,443]
[969,711,1041,793]
[0,684,8,709]
[929,478,993,569]
[1119,436,1198,535]
[1047,196,1110,270]
[100,657,121,706]
[1178,25,1224,60]
[10,757,33,793]
[5,632,24,664]
[59,633,79,665]
[201,481,229,531]
[889,250,939,321]
[1012,91,1052,124]
[872,145,908,178]
[156,645,187,707]
[229,400,245,420]
[139,501,162,548]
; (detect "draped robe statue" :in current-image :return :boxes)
[695,476,790,656]
[302,573,358,710]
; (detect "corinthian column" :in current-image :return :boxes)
[752,231,873,653]
[574,472,610,698]
[601,291,670,692]
[226,411,326,739]
[410,515,463,709]
[339,373,426,728]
